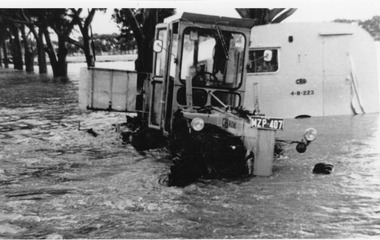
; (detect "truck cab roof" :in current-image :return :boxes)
[165,12,256,29]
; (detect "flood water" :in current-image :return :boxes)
[0,62,380,238]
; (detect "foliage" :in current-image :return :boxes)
[70,33,136,55]
[112,8,175,43]
[334,16,380,40]
[236,8,297,25]
[0,8,109,75]
[112,8,175,72]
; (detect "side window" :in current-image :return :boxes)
[247,49,279,73]
[154,29,167,77]
[169,33,178,78]
[176,87,208,107]
[211,91,241,108]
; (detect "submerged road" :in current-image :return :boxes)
[0,66,379,238]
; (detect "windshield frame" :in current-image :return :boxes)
[179,26,247,90]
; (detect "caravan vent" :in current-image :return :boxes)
[319,31,353,36]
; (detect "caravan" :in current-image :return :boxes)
[245,22,379,118]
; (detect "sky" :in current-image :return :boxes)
[4,0,380,34]
[88,0,380,34]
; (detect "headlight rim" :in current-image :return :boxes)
[190,117,205,131]
[304,128,318,142]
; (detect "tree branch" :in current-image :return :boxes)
[271,8,297,23]
[2,16,33,27]
[71,8,85,34]
[268,9,285,22]
[66,36,83,48]
[84,8,96,29]
[123,9,145,44]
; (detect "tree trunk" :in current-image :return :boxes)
[72,8,96,68]
[81,24,95,68]
[37,28,47,74]
[2,38,9,68]
[0,26,8,68]
[10,25,23,70]
[43,29,68,77]
[141,9,161,73]
[135,40,152,73]
[128,9,157,73]
[0,25,3,68]
[0,38,2,68]
[43,28,58,76]
[56,36,68,77]
[23,14,47,74]
[20,25,34,72]
[82,33,94,67]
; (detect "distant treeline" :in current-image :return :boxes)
[334,16,380,40]
[0,9,175,77]
[68,33,137,56]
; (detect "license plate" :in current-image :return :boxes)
[249,116,284,130]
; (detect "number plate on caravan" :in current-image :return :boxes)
[249,116,284,130]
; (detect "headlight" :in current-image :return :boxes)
[304,128,317,142]
[191,117,205,131]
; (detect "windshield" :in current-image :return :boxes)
[180,27,245,89]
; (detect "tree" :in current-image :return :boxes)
[20,9,99,75]
[21,9,49,74]
[0,10,24,70]
[113,8,175,73]
[235,8,297,25]
[43,9,77,77]
[0,14,5,68]
[1,8,106,76]
[1,29,9,68]
[78,33,136,55]
[1,9,48,73]
[335,16,380,40]
[359,16,380,40]
[20,24,34,72]
[69,8,105,67]
[9,23,23,70]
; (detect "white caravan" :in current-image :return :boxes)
[244,22,379,118]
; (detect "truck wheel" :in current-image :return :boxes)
[131,128,166,151]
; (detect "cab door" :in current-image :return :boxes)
[149,23,169,130]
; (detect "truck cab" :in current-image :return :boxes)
[149,12,256,134]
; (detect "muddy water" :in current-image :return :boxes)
[1,64,380,238]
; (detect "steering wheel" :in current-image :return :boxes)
[192,72,219,87]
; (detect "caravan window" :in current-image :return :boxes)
[247,49,279,73]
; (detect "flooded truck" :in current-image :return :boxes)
[79,12,317,186]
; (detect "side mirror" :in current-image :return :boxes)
[263,50,273,62]
[153,40,163,53]
[190,30,199,41]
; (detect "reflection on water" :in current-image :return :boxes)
[0,64,380,238]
